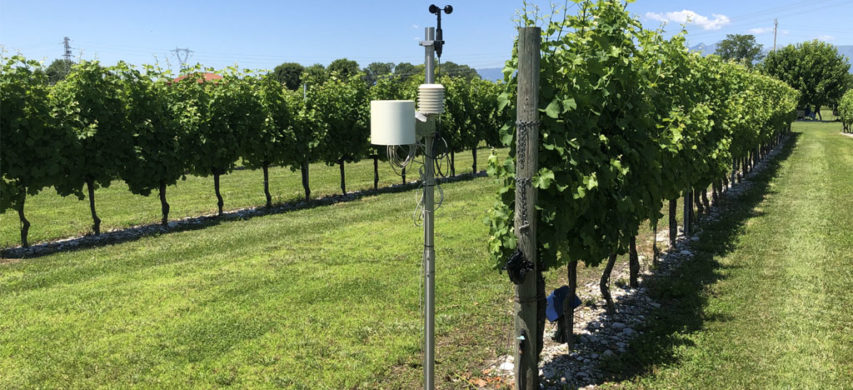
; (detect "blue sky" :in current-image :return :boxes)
[1,0,850,73]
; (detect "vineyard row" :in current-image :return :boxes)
[1,58,504,247]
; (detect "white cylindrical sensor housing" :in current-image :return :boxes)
[418,84,445,115]
[370,100,416,145]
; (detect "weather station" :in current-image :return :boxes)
[369,4,452,390]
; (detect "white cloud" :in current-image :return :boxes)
[646,10,731,30]
[748,27,774,34]
[816,34,835,42]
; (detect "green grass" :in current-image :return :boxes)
[0,148,497,249]
[8,121,845,388]
[0,176,511,388]
[603,120,853,388]
[0,152,663,389]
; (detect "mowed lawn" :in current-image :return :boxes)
[0,148,495,249]
[0,142,668,389]
[607,119,853,388]
[0,175,514,388]
[6,120,849,388]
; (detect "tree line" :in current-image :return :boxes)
[1,56,503,247]
[709,34,851,117]
[486,0,800,373]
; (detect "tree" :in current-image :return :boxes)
[242,74,295,207]
[312,73,370,195]
[438,61,481,81]
[117,63,187,226]
[272,62,304,90]
[328,58,360,79]
[46,58,74,84]
[363,62,394,85]
[302,63,328,86]
[50,60,132,235]
[715,34,764,66]
[1,56,75,246]
[763,40,851,118]
[393,62,423,81]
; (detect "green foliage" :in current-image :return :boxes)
[302,63,328,86]
[438,61,481,81]
[714,34,764,66]
[470,78,506,148]
[0,56,73,211]
[441,75,476,154]
[440,76,502,154]
[496,0,660,269]
[393,62,423,82]
[2,52,500,241]
[369,73,407,101]
[312,73,370,164]
[45,58,74,85]
[763,40,851,110]
[486,0,798,272]
[176,66,261,177]
[839,89,853,131]
[283,88,324,170]
[50,60,132,195]
[242,74,296,169]
[327,58,360,79]
[363,62,394,86]
[116,63,186,196]
[271,62,304,90]
[0,147,499,248]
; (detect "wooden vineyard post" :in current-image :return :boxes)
[514,26,541,390]
[683,189,692,237]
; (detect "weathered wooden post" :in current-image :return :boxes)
[683,189,692,236]
[514,26,541,390]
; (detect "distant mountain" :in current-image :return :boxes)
[476,67,504,82]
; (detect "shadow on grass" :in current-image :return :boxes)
[1,171,488,259]
[597,132,801,383]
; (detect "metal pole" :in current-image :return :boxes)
[423,132,435,390]
[425,27,435,84]
[773,18,778,52]
[422,26,436,390]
